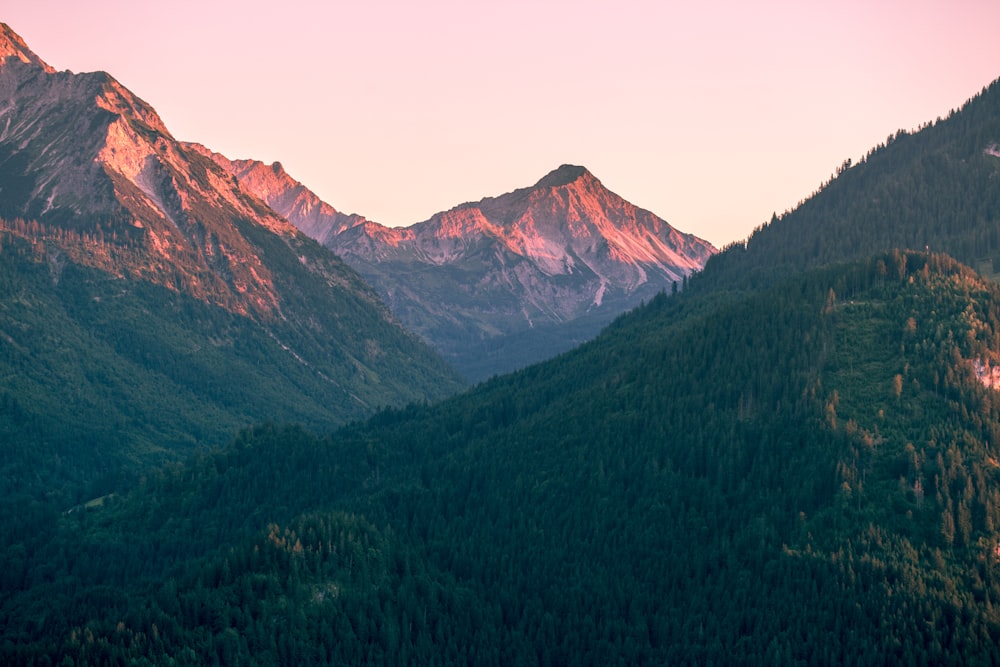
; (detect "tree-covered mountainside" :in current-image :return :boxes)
[696,77,1000,295]
[7,252,1000,664]
[0,223,463,506]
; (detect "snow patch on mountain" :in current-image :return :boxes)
[593,280,608,307]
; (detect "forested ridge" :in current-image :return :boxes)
[695,77,1000,295]
[7,251,1000,664]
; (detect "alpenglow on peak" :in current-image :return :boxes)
[0,23,55,73]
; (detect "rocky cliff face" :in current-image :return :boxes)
[0,29,297,317]
[0,22,54,72]
[327,164,713,288]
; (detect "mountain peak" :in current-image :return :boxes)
[0,23,55,73]
[533,164,593,189]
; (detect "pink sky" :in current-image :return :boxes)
[6,1,1000,247]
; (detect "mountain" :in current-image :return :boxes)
[321,164,716,380]
[0,24,464,497]
[0,22,302,318]
[0,22,52,72]
[208,152,716,380]
[8,252,1000,664]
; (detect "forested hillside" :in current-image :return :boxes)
[7,252,1000,664]
[696,77,1000,294]
[0,222,463,509]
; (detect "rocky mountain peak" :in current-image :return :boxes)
[0,23,54,73]
[317,164,717,379]
[96,77,173,138]
[0,29,305,317]
[533,164,593,189]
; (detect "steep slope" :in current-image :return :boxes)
[0,22,53,71]
[186,143,367,246]
[208,151,715,380]
[0,23,321,317]
[0,25,464,497]
[695,76,1000,295]
[9,252,1000,663]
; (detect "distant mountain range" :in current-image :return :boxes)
[201,146,716,379]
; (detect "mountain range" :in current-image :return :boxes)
[198,146,716,379]
[4,20,1000,666]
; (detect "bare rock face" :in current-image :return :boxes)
[0,23,55,72]
[186,144,367,246]
[368,167,715,379]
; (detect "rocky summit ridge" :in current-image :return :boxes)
[186,143,368,246]
[0,27,300,317]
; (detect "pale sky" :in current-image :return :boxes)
[5,1,1000,247]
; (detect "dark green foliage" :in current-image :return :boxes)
[8,252,1000,663]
